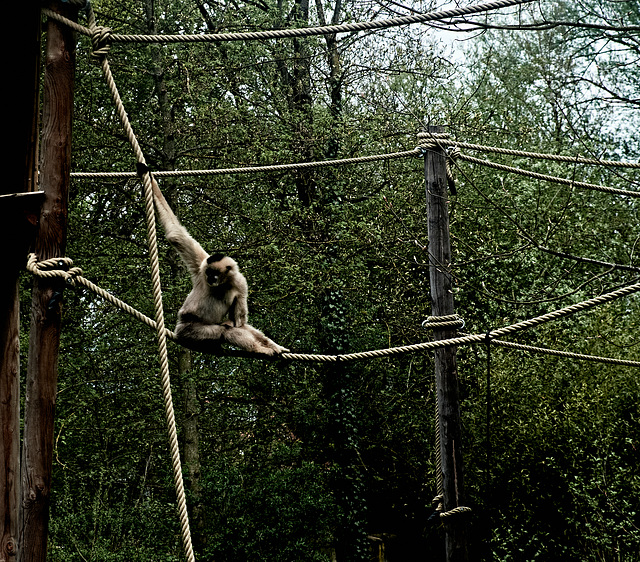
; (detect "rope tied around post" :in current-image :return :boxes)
[417,131,459,194]
[26,253,83,284]
[422,314,465,330]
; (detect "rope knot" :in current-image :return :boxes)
[446,146,461,160]
[431,494,472,519]
[90,24,112,59]
[422,314,465,331]
[416,132,458,193]
[439,505,473,519]
[417,131,452,150]
[26,253,83,285]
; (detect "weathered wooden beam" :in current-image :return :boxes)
[20,2,78,560]
[424,125,469,562]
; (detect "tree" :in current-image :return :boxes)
[37,0,640,560]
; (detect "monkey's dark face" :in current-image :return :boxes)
[204,255,235,287]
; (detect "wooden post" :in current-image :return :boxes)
[1,2,43,560]
[423,126,469,562]
[20,2,78,560]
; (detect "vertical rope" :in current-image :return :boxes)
[433,387,444,515]
[86,7,195,561]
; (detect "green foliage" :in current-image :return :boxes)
[201,461,337,561]
[26,0,640,560]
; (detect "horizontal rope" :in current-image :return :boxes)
[70,149,422,179]
[70,142,639,201]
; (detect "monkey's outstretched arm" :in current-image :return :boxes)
[151,178,208,277]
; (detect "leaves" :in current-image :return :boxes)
[32,0,640,560]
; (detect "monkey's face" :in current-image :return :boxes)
[203,254,236,287]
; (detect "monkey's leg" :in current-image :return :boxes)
[223,325,289,356]
[242,324,290,354]
[175,321,288,356]
[175,321,227,353]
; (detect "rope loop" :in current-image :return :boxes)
[431,493,472,519]
[446,146,461,160]
[417,132,458,190]
[418,131,452,151]
[439,505,473,519]
[422,314,465,330]
[432,494,444,510]
[26,253,83,285]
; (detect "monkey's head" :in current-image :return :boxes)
[203,253,237,287]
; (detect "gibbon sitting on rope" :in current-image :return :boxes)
[151,177,289,356]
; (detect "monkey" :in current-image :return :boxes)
[150,177,289,356]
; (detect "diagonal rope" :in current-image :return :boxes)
[282,280,640,361]
[26,254,640,368]
[25,254,177,340]
[85,6,195,561]
[418,133,640,198]
[456,152,640,198]
[43,0,536,45]
[415,135,640,169]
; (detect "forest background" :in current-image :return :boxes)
[25,0,640,560]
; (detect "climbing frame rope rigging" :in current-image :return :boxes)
[27,253,640,368]
[33,0,640,557]
[44,0,537,44]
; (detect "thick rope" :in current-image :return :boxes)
[25,254,177,340]
[430,330,472,519]
[418,133,640,199]
[71,137,640,181]
[418,133,640,197]
[85,6,195,561]
[456,152,640,198]
[32,256,639,526]
[26,254,640,367]
[70,148,423,179]
[283,281,640,361]
[422,314,465,330]
[416,135,640,169]
[44,0,536,45]
[477,336,640,367]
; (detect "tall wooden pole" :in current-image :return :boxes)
[423,126,469,562]
[1,2,43,560]
[20,2,78,560]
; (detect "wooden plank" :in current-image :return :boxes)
[424,125,469,562]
